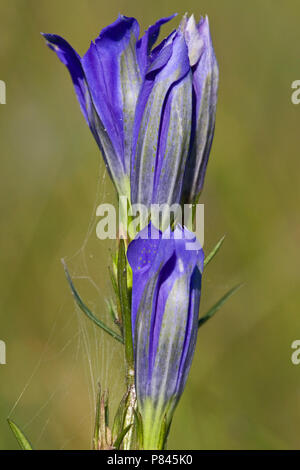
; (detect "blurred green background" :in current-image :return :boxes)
[1,0,300,450]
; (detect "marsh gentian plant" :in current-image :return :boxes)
[9,12,241,452]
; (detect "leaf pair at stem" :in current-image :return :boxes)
[63,234,240,341]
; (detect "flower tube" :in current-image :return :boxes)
[127,223,204,449]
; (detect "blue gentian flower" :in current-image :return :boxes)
[43,14,218,206]
[127,223,204,449]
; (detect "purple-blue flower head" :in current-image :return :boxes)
[127,223,204,449]
[43,14,218,205]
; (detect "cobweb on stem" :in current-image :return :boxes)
[8,164,125,449]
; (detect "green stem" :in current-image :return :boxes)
[122,377,136,450]
[117,239,136,449]
[117,239,134,367]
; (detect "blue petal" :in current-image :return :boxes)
[81,16,141,179]
[136,15,176,76]
[182,16,219,202]
[42,34,89,123]
[127,223,164,333]
[42,30,130,196]
[152,70,192,207]
[131,32,192,207]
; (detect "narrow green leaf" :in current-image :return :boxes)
[7,419,33,450]
[131,409,143,450]
[158,416,168,451]
[108,266,118,298]
[204,235,226,268]
[108,265,122,328]
[117,240,133,367]
[62,260,124,344]
[113,424,132,450]
[198,284,243,328]
[104,392,109,428]
[93,385,101,450]
[105,298,120,326]
[112,391,130,442]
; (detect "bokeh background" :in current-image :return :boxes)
[1,0,300,450]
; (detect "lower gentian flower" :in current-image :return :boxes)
[127,223,204,449]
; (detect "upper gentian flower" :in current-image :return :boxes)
[43,14,218,207]
[127,223,204,449]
